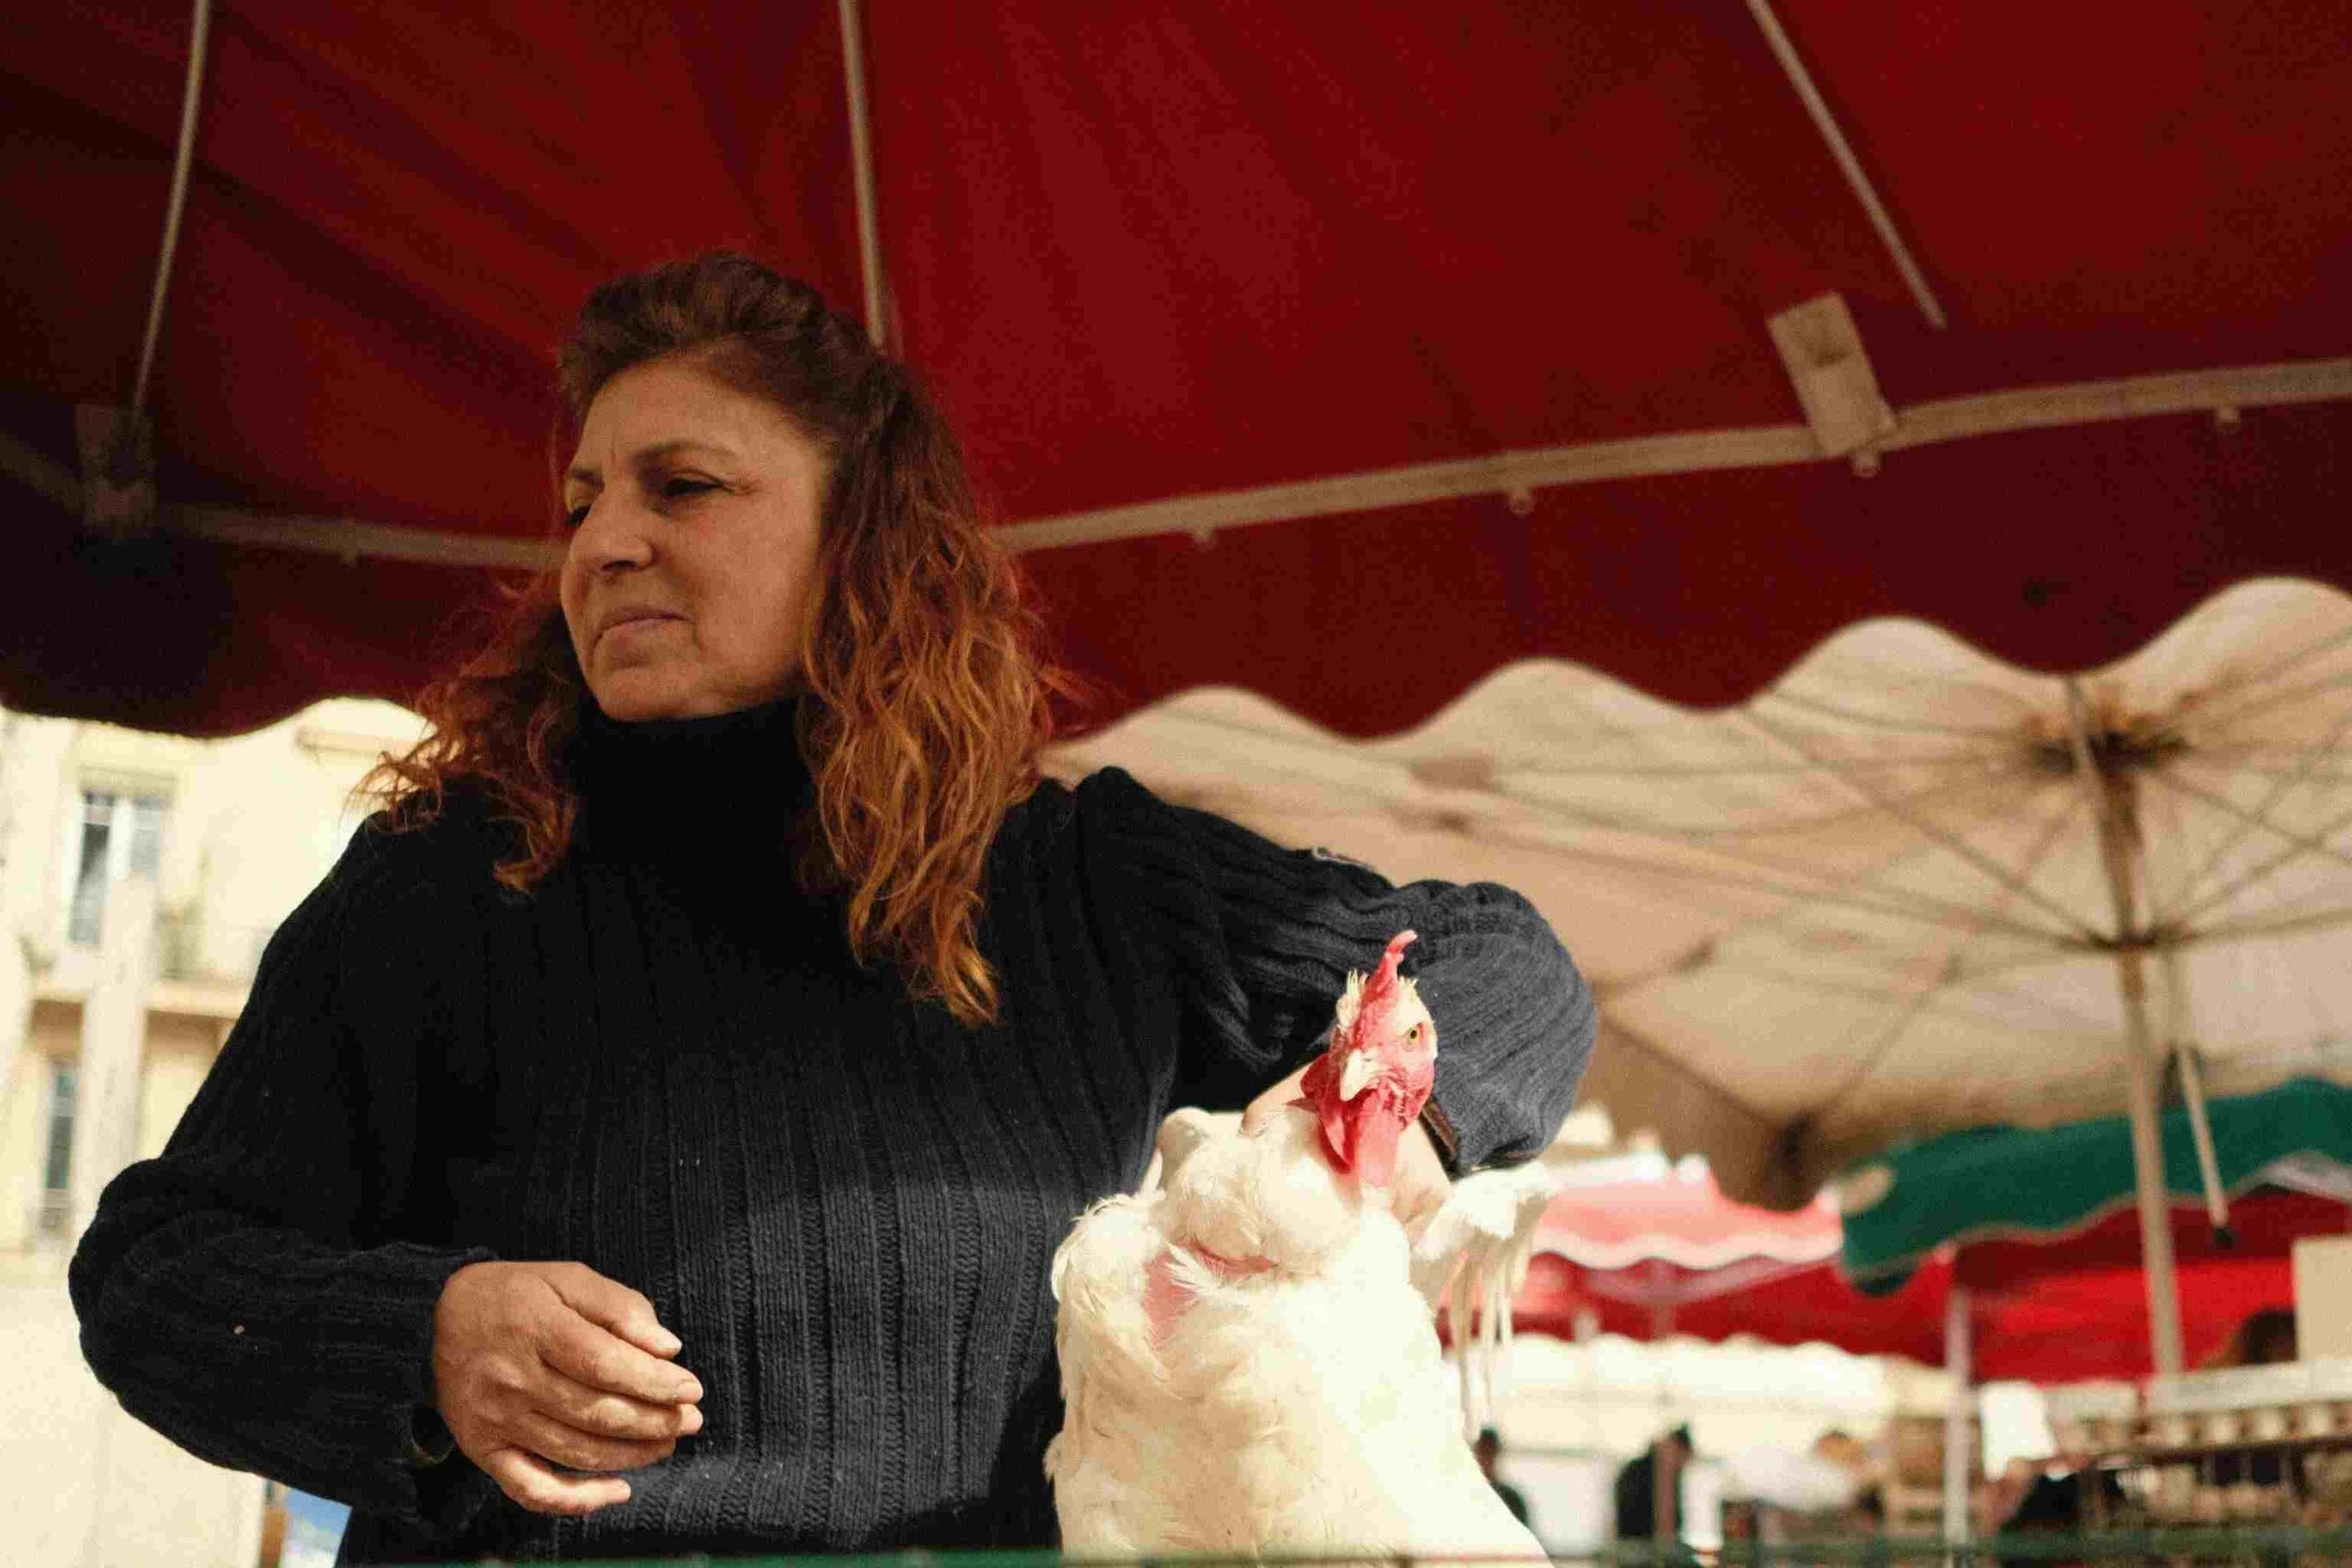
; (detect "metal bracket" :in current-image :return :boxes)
[74,405,158,539]
[1767,293,1897,460]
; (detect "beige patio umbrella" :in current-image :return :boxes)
[1046,577,2352,1374]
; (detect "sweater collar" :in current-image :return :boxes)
[568,694,813,850]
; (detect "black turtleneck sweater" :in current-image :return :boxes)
[70,699,1594,1563]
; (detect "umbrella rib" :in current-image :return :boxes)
[1076,715,2023,862]
[2176,905,2352,949]
[1758,689,2019,742]
[1063,712,2070,941]
[2176,756,2352,778]
[2151,626,2352,732]
[1505,786,2080,944]
[1498,830,2072,949]
[1930,942,2168,994]
[2168,794,2352,929]
[1598,920,2026,1000]
[2145,760,2352,912]
[1494,767,2042,849]
[2160,673,2352,760]
[1797,791,2098,1117]
[1505,748,2014,780]
[1595,789,2084,1003]
[1707,961,2111,1036]
[1880,948,2134,1033]
[1078,702,2007,795]
[1101,702,2011,784]
[2138,759,2212,931]
[1739,708,2100,940]
[1424,715,2064,891]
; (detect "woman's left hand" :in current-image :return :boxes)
[1241,1063,1453,1238]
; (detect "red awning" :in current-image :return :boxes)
[1536,1161,1840,1275]
[1513,1189,2342,1382]
[8,3,2350,736]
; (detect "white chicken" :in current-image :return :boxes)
[1045,931,1553,1563]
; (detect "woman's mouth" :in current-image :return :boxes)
[600,611,683,644]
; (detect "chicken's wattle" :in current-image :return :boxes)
[1297,930,1433,1186]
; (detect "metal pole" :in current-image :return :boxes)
[130,0,217,418]
[836,0,890,348]
[1654,1429,1678,1565]
[1744,0,1949,330]
[2114,951,2186,1373]
[2063,681,2186,1375]
[1651,1262,1678,1562]
[1941,1284,1972,1556]
[2165,949,2234,1244]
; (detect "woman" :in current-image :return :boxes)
[69,254,1594,1563]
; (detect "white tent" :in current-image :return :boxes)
[1048,577,2352,1372]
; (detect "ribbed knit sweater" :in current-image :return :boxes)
[69,697,1594,1564]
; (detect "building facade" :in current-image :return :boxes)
[0,696,425,1568]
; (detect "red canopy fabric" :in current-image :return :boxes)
[1535,1164,1840,1274]
[1952,1190,2352,1295]
[8,3,2351,736]
[1513,1189,2344,1383]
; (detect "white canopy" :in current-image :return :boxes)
[1047,578,2352,1222]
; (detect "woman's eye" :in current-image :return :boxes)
[563,502,590,529]
[662,477,718,501]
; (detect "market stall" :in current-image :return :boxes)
[5,4,2349,739]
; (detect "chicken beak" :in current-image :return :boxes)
[1337,1047,1379,1102]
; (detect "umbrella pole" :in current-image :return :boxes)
[2064,681,2187,1376]
[1651,1269,1678,1560]
[2114,950,2187,1374]
[1941,1284,1972,1558]
[2165,949,2235,1246]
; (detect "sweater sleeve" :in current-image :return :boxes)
[67,818,495,1525]
[1077,768,1596,1171]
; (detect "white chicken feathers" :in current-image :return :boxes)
[1046,1103,1555,1562]
[1409,1156,1564,1441]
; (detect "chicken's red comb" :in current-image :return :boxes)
[1358,930,1418,1012]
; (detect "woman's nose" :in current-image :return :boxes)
[571,495,655,572]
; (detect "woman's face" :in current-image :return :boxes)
[560,356,829,720]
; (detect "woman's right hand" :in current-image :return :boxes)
[431,1259,704,1516]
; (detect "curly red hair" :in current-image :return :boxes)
[368,254,1058,1027]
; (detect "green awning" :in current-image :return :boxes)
[1838,1077,2352,1291]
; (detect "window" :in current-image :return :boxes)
[37,1060,76,1235]
[67,788,167,947]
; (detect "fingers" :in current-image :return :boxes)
[511,1409,681,1474]
[544,1310,706,1408]
[534,1362,705,1442]
[431,1258,707,1515]
[479,1444,632,1517]
[546,1263,684,1359]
